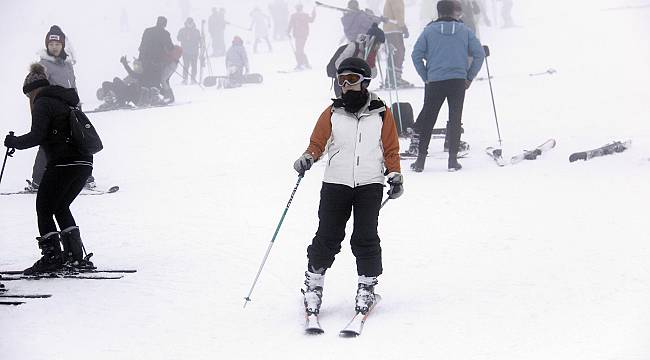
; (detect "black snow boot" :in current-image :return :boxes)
[60,226,95,270]
[410,155,426,172]
[23,232,64,275]
[302,270,324,315]
[355,275,378,314]
[448,155,462,172]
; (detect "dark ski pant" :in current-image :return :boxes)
[415,79,466,157]
[307,182,383,277]
[385,32,406,80]
[36,165,92,235]
[294,36,310,68]
[182,53,198,82]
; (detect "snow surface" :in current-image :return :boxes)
[1,0,650,359]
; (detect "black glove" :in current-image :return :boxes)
[293,153,314,175]
[120,56,128,64]
[4,134,18,149]
[386,172,403,199]
[402,26,409,39]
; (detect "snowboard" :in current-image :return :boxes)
[485,147,506,166]
[569,140,631,162]
[510,139,556,164]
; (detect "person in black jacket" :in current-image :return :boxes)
[138,16,173,92]
[4,63,94,275]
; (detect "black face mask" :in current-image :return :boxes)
[341,89,368,113]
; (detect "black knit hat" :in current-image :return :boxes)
[45,25,66,49]
[23,63,50,94]
[337,57,372,78]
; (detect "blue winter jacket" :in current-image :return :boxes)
[411,18,485,83]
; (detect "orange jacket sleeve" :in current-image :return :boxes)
[381,108,401,173]
[305,106,333,160]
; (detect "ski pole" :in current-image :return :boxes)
[1,132,16,186]
[243,174,304,308]
[482,45,503,147]
[386,39,404,134]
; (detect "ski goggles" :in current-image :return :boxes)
[336,72,369,87]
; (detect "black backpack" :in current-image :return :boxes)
[326,43,359,78]
[67,106,103,155]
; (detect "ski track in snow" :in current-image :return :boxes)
[1,1,650,359]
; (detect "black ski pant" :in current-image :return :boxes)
[307,182,383,277]
[36,164,92,235]
[415,79,466,158]
[182,53,198,82]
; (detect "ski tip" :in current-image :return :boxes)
[339,330,360,338]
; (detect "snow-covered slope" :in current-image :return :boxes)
[1,1,649,359]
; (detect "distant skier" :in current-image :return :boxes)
[223,36,250,88]
[410,0,485,172]
[138,16,174,96]
[208,8,227,57]
[287,4,316,70]
[250,7,272,53]
[4,63,95,275]
[293,58,402,317]
[177,17,201,84]
[383,0,413,88]
[340,0,375,42]
[269,0,290,40]
[327,23,385,97]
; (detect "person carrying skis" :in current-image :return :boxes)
[4,63,94,275]
[177,17,201,85]
[26,25,95,193]
[340,0,375,42]
[327,23,385,97]
[293,58,403,316]
[410,0,485,172]
[287,4,316,70]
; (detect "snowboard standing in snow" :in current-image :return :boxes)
[569,140,631,162]
[510,139,556,164]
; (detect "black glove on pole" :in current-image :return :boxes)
[1,132,16,186]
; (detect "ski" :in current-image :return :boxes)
[339,294,381,338]
[0,301,24,306]
[304,314,324,335]
[485,147,507,166]
[0,294,52,299]
[0,268,136,275]
[569,140,631,162]
[2,185,119,196]
[314,1,394,24]
[80,185,120,195]
[400,149,469,160]
[1,274,123,281]
[86,101,191,114]
[510,139,556,164]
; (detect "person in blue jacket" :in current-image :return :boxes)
[410,0,484,172]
